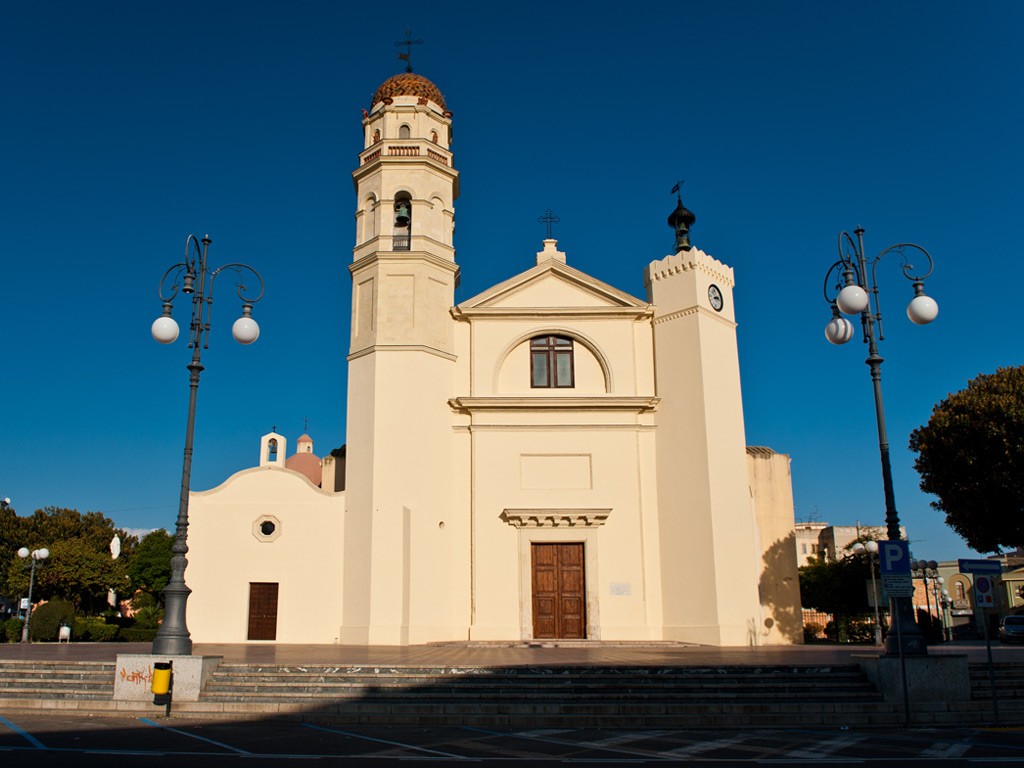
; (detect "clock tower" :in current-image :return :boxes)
[644,197,763,645]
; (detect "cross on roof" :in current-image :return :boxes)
[671,180,684,200]
[395,28,423,73]
[303,417,311,433]
[538,209,560,239]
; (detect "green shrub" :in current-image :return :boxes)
[28,600,75,642]
[2,618,24,643]
[72,616,120,642]
[119,625,159,642]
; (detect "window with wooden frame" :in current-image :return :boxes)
[530,335,575,388]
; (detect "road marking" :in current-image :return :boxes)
[660,732,752,757]
[0,715,46,750]
[302,722,468,759]
[461,726,658,758]
[585,730,674,748]
[139,718,252,754]
[920,739,973,758]
[783,734,868,759]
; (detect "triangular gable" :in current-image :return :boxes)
[460,259,647,311]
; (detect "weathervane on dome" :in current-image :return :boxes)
[668,180,696,253]
[395,28,424,73]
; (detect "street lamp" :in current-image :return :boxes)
[822,226,938,656]
[17,547,49,642]
[852,540,883,646]
[150,234,264,656]
[912,559,940,641]
[940,588,952,641]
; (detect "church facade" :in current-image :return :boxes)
[185,71,802,647]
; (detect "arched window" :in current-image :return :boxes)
[372,128,381,143]
[955,582,965,601]
[530,336,574,388]
[399,124,411,139]
[430,130,438,144]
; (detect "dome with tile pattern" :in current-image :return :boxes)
[371,72,447,110]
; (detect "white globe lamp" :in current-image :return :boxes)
[825,315,854,345]
[836,284,869,315]
[232,310,260,345]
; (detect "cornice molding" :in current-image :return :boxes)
[500,508,612,529]
[449,396,660,413]
[652,305,737,329]
[451,305,653,322]
[349,249,460,277]
[349,344,457,362]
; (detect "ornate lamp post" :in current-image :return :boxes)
[150,234,264,656]
[940,588,952,641]
[17,547,49,642]
[823,226,938,656]
[852,539,883,646]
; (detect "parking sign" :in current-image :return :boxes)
[879,540,911,575]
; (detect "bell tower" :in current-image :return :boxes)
[341,71,465,644]
[645,194,763,645]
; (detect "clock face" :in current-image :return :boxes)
[708,284,724,312]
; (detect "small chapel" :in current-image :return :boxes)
[185,69,803,647]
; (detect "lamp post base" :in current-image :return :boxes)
[152,581,193,657]
[885,595,928,656]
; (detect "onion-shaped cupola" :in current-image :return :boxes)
[668,193,697,253]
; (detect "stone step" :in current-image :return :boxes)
[203,679,876,692]
[0,684,113,696]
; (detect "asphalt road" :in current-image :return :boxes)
[1,712,1023,767]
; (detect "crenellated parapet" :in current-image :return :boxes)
[643,247,734,289]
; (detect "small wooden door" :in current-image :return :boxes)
[531,543,586,639]
[247,582,279,640]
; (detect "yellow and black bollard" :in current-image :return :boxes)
[151,661,172,715]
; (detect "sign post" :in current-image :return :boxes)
[959,559,1002,724]
[878,540,912,723]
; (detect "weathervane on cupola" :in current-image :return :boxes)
[668,181,696,253]
[395,27,424,73]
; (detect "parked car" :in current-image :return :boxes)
[998,615,1024,643]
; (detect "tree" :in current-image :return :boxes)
[909,366,1024,553]
[5,538,126,612]
[127,529,173,603]
[799,555,872,619]
[1,507,135,612]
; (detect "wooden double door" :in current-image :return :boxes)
[531,543,586,639]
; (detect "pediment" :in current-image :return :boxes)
[459,260,647,313]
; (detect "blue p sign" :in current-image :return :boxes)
[879,540,911,575]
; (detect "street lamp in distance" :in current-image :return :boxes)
[17,547,49,642]
[852,540,883,646]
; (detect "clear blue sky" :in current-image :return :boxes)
[2,2,1021,560]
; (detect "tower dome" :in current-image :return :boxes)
[371,72,447,111]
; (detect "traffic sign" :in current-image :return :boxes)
[879,540,911,575]
[959,558,1002,575]
[974,575,995,607]
[881,574,915,597]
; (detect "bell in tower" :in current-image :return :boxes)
[668,188,697,253]
[395,200,411,227]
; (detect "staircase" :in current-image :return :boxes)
[192,663,895,727]
[2,659,1021,727]
[0,660,115,704]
